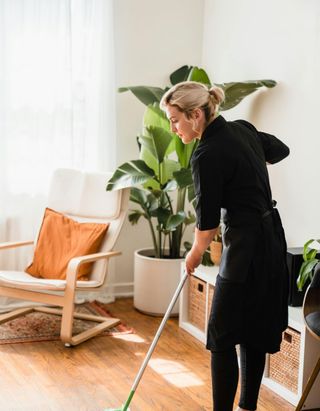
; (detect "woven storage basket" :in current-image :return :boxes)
[207,284,215,319]
[269,327,300,393]
[210,241,222,265]
[188,275,206,331]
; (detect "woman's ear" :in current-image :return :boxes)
[191,108,202,120]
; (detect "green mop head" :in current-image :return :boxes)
[104,408,130,411]
[105,389,133,410]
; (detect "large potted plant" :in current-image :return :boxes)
[107,65,276,315]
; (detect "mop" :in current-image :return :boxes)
[105,270,189,411]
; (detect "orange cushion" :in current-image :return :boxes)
[25,208,109,280]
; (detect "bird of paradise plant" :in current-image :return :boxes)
[106,65,276,260]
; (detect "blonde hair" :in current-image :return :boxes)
[160,81,225,123]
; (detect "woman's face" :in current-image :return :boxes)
[165,105,199,144]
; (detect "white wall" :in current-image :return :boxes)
[112,0,205,294]
[203,0,320,247]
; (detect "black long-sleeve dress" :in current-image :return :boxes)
[191,115,290,354]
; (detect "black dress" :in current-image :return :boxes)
[191,115,290,354]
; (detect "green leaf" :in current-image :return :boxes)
[174,135,198,168]
[308,249,318,261]
[184,241,192,252]
[169,65,193,85]
[106,160,155,191]
[297,259,319,291]
[118,86,165,106]
[187,67,211,85]
[153,207,171,225]
[130,187,148,205]
[146,192,159,213]
[128,210,145,225]
[159,191,170,208]
[142,178,161,191]
[143,103,171,132]
[139,134,158,160]
[163,179,178,192]
[303,239,315,261]
[145,126,173,163]
[218,80,277,111]
[184,211,196,226]
[303,239,320,261]
[139,141,158,174]
[161,159,181,185]
[165,212,185,231]
[173,168,193,188]
[201,249,214,266]
[139,127,173,170]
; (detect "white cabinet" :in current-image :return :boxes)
[179,264,320,408]
[263,307,320,408]
[179,264,218,344]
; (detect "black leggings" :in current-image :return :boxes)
[211,344,266,411]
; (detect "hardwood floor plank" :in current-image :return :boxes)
[0,298,297,410]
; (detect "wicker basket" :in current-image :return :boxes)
[188,275,207,331]
[207,284,215,319]
[210,241,222,265]
[269,327,300,393]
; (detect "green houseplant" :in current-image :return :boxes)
[297,239,320,291]
[107,65,276,261]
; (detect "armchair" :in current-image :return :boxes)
[0,168,129,346]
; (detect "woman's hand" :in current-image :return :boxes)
[185,226,219,275]
[185,249,202,275]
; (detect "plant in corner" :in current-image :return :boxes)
[106,65,276,262]
[297,239,320,291]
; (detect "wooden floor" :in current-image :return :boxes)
[0,298,297,411]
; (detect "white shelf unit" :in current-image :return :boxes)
[263,307,320,408]
[179,264,219,344]
[179,264,320,408]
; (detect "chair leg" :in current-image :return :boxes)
[0,307,34,324]
[295,355,320,411]
[60,299,75,345]
[34,305,121,347]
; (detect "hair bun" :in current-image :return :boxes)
[208,86,225,105]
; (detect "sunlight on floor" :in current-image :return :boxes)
[148,358,204,388]
[112,333,145,343]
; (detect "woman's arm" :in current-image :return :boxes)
[257,131,290,164]
[185,227,218,275]
[236,120,290,164]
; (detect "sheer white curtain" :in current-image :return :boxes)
[0,0,116,310]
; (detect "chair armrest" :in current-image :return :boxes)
[65,251,122,287]
[0,240,34,250]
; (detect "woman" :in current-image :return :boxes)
[160,81,290,411]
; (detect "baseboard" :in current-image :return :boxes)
[108,282,134,298]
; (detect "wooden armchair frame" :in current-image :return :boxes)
[0,169,129,347]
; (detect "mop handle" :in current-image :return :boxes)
[131,270,189,392]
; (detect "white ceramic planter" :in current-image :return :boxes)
[134,248,184,316]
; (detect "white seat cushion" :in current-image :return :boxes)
[0,271,100,291]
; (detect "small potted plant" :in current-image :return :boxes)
[297,239,320,291]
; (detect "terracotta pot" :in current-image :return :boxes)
[210,241,222,265]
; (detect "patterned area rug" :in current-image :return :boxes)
[0,301,133,344]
